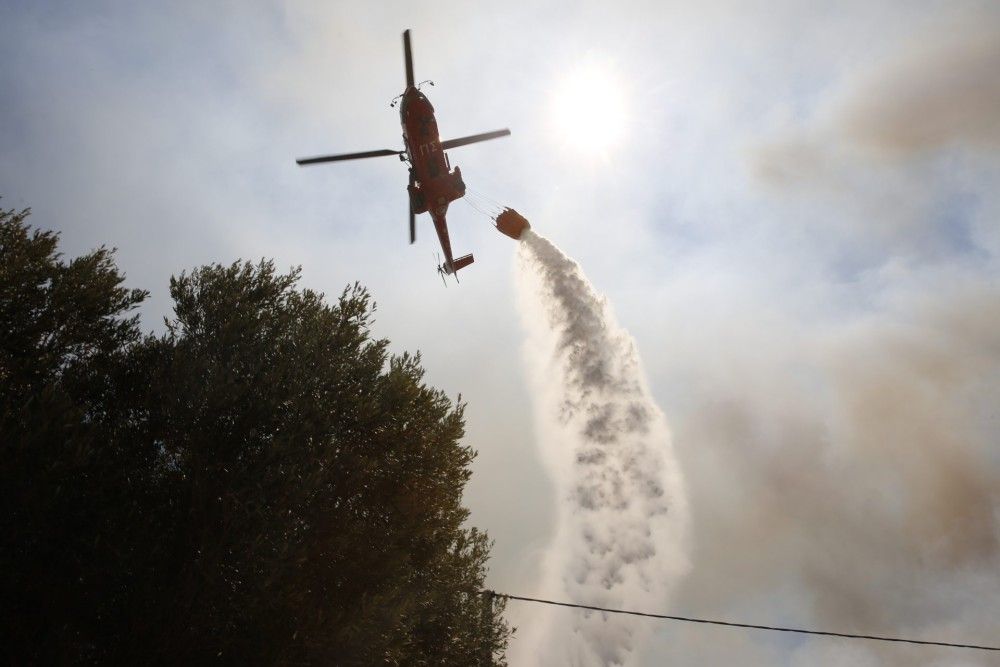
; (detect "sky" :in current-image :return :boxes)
[2,1,999,664]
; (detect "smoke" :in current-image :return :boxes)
[753,14,1000,186]
[663,9,1000,662]
[510,229,689,666]
[654,276,1000,665]
[834,17,1000,156]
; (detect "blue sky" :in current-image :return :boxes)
[3,1,999,664]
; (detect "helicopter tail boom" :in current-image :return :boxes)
[440,253,474,275]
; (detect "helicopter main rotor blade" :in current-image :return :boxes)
[439,129,511,151]
[296,149,403,166]
[403,30,415,89]
[408,171,416,244]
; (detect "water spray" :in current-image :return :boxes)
[511,227,689,666]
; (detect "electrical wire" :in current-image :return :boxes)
[481,591,999,653]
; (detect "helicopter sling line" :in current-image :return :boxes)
[463,187,506,221]
[462,194,500,221]
[465,185,505,210]
[478,590,1000,653]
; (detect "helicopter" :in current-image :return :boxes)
[296,29,511,279]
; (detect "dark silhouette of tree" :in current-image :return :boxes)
[0,206,510,665]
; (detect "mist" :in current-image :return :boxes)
[510,230,689,666]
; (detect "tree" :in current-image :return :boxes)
[0,206,511,665]
[0,206,159,664]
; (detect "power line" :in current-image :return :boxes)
[482,591,999,653]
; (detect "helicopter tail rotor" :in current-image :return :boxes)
[434,253,448,287]
[436,253,474,284]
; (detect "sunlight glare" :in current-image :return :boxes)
[549,61,629,157]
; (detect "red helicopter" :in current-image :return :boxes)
[296,29,511,279]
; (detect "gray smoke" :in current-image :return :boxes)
[752,16,1000,192]
[510,229,689,666]
[834,17,1000,156]
[672,10,1000,662]
[656,278,1000,665]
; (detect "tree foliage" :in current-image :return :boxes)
[0,207,510,665]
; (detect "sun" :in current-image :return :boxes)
[549,60,630,157]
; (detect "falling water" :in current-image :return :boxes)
[512,229,689,666]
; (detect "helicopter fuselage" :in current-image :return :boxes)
[400,87,467,272]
